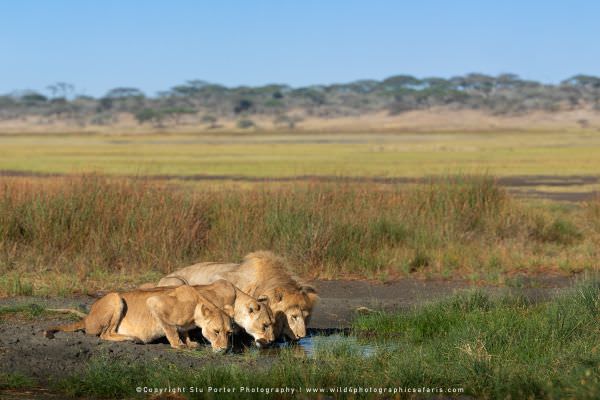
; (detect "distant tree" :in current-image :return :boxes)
[46,82,75,99]
[170,80,210,96]
[201,114,219,128]
[561,75,600,88]
[291,87,326,105]
[135,108,163,126]
[381,75,421,91]
[104,87,145,99]
[97,97,114,111]
[237,118,255,129]
[161,107,196,125]
[495,73,521,89]
[234,99,253,114]
[20,92,48,104]
[103,87,146,113]
[461,73,496,94]
[273,114,302,129]
[347,79,379,94]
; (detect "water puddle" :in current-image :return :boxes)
[256,328,380,358]
[271,334,377,358]
[183,327,381,357]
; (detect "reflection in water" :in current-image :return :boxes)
[266,332,378,358]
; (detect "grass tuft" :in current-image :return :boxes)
[0,373,37,390]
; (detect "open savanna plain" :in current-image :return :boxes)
[1,130,600,178]
[1,130,600,399]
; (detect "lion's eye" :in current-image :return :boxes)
[263,323,270,331]
[214,329,220,334]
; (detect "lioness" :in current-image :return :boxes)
[189,279,275,347]
[157,251,318,341]
[44,284,233,352]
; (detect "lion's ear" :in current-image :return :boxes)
[301,285,319,305]
[300,284,317,295]
[273,287,285,303]
[199,303,212,319]
[222,304,235,318]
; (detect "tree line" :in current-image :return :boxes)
[1,73,599,129]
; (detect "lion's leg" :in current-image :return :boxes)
[96,295,140,342]
[99,331,140,342]
[158,322,184,349]
[146,295,185,349]
[83,292,123,336]
[84,292,134,342]
[182,330,199,349]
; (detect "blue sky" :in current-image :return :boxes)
[1,0,598,97]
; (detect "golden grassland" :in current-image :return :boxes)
[0,175,598,297]
[1,130,600,179]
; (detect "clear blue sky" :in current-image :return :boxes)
[1,0,598,97]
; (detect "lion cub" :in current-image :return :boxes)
[45,285,233,352]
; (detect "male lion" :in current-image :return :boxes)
[44,284,233,352]
[156,251,318,341]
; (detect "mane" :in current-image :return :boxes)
[241,251,303,293]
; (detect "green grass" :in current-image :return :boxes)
[1,174,599,295]
[49,284,600,399]
[1,132,600,178]
[0,373,37,390]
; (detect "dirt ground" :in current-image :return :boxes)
[0,275,579,393]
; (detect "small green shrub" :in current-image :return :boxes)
[237,118,255,129]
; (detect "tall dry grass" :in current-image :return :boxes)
[0,175,597,294]
[0,177,210,274]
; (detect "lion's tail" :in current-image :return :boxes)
[157,275,190,287]
[47,308,87,319]
[44,319,85,339]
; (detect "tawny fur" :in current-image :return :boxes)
[44,284,233,351]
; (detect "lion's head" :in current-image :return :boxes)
[239,251,319,341]
[268,284,318,340]
[234,295,275,347]
[194,303,233,352]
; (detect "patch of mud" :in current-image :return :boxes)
[308,275,575,328]
[0,388,68,400]
[0,319,226,385]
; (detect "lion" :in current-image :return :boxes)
[44,284,233,352]
[189,279,275,347]
[156,251,318,341]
